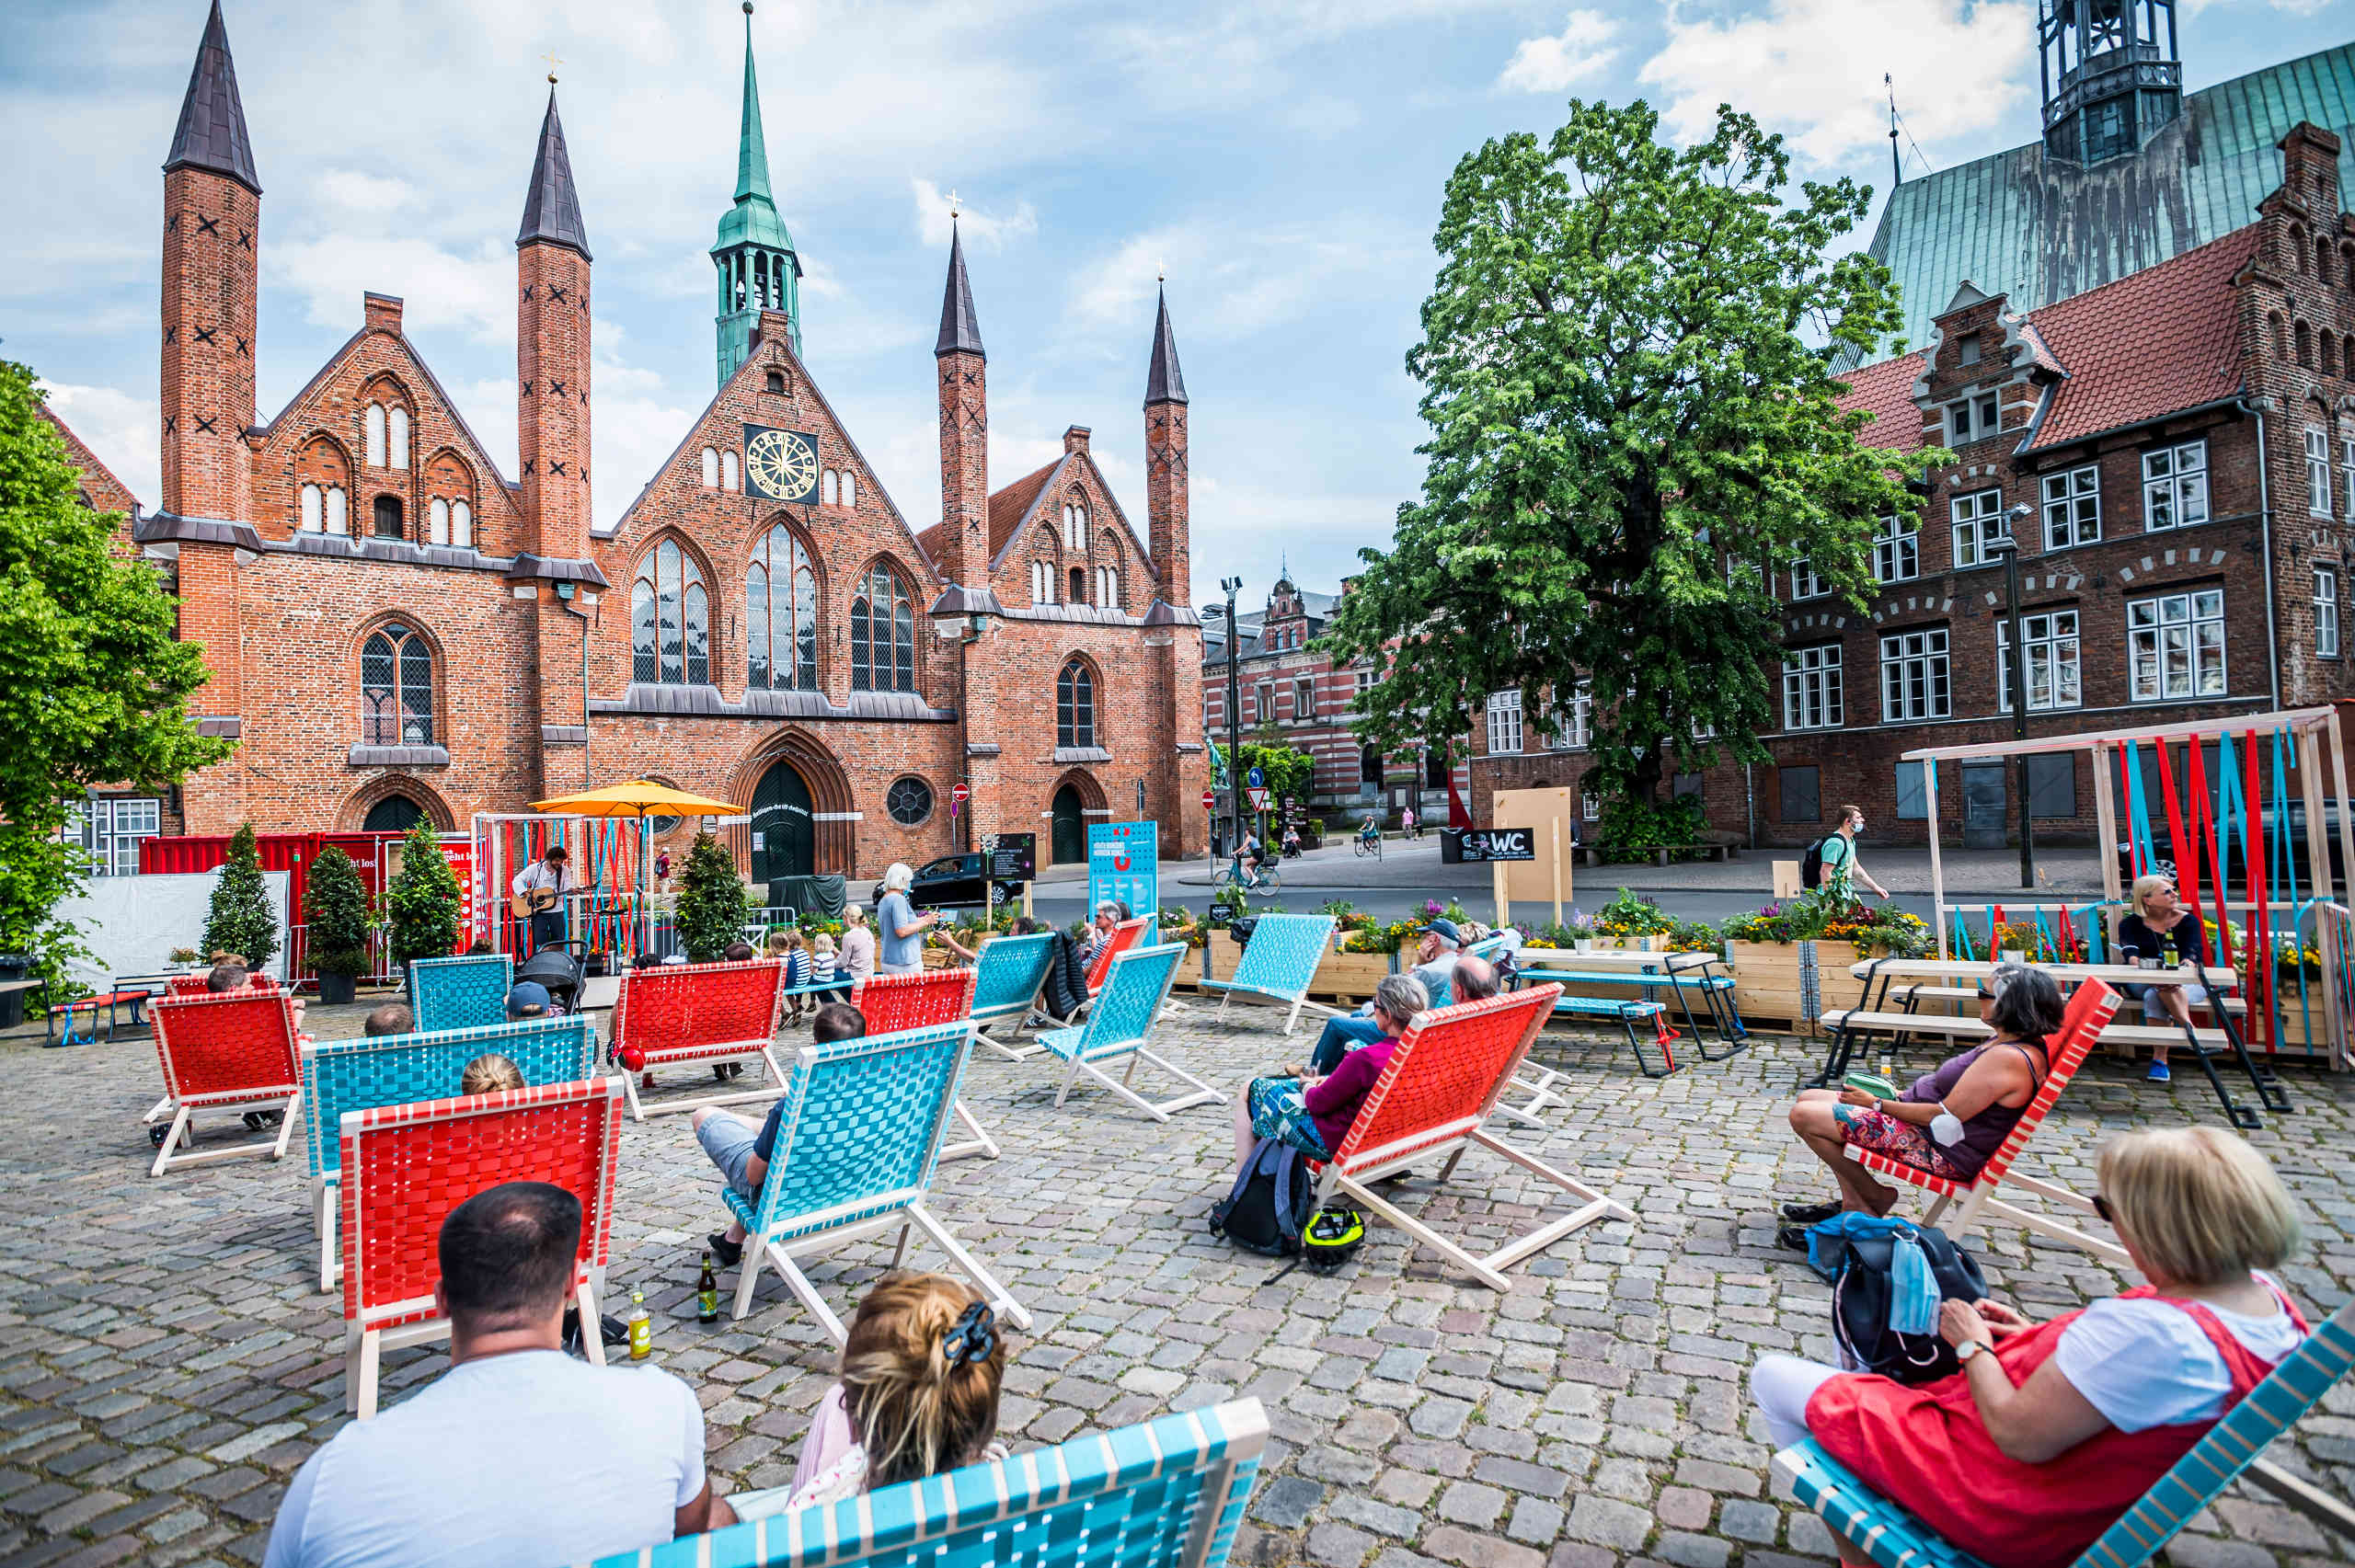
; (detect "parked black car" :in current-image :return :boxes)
[872,854,1023,913]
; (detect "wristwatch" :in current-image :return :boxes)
[1956,1338,1992,1364]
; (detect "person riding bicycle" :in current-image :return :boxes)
[1238,830,1269,889]
[1355,816,1380,849]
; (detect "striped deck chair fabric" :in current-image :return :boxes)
[609,958,789,1121]
[145,990,308,1177]
[1032,943,1222,1121]
[967,932,1057,1060]
[1773,1296,2355,1568]
[580,1397,1269,1568]
[852,968,996,1162]
[406,954,515,1033]
[1199,913,1339,1035]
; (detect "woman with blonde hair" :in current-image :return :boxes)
[840,905,877,984]
[458,1053,524,1095]
[2116,872,2206,1083]
[1750,1126,2307,1567]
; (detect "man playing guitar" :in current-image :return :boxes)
[511,843,575,955]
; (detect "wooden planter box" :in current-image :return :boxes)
[1177,931,1396,1004]
[1728,940,1880,1031]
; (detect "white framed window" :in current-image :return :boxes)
[1873,514,1919,583]
[2309,427,2333,518]
[1997,609,2083,712]
[388,406,409,470]
[364,403,387,468]
[1946,393,2000,444]
[2128,589,2226,701]
[326,486,349,535]
[2039,464,2100,549]
[1255,681,1274,723]
[700,447,719,487]
[429,497,450,544]
[1950,488,2005,569]
[1549,680,1592,749]
[1878,627,1950,722]
[2341,437,2355,515]
[300,483,323,532]
[63,796,161,877]
[721,450,741,492]
[842,471,856,509]
[1029,560,1054,603]
[2142,441,2209,531]
[1354,669,1377,699]
[2317,568,2340,658]
[1782,644,1843,730]
[1790,558,1827,600]
[1486,689,1524,754]
[1063,503,1087,552]
[451,499,472,548]
[1581,786,1601,821]
[1293,677,1316,720]
[1097,565,1119,605]
[821,469,838,506]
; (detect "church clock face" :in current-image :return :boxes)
[742,424,819,503]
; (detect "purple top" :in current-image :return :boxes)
[1899,1038,2045,1178]
[1305,1036,1399,1154]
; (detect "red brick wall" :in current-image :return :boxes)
[160,166,256,527]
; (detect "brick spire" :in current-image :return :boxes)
[936,219,984,358]
[1143,282,1190,607]
[165,0,259,195]
[935,217,988,590]
[517,88,592,259]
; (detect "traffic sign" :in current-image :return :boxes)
[1200,789,1215,812]
[1246,765,1265,789]
[1247,786,1269,812]
[951,782,970,806]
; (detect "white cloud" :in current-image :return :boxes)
[1068,220,1424,343]
[40,381,158,514]
[910,178,1039,251]
[1637,0,2035,168]
[1497,10,1620,95]
[266,235,516,342]
[315,169,420,212]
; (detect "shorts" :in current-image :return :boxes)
[2124,981,2208,1020]
[1837,1107,1972,1182]
[1246,1076,1331,1160]
[695,1110,764,1199]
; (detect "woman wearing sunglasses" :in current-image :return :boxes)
[1777,963,2062,1248]
[1750,1127,2307,1568]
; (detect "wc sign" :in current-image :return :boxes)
[1086,821,1159,925]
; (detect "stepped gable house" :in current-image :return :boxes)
[62,1,1202,883]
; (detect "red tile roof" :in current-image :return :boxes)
[1833,350,1929,453]
[913,456,1065,579]
[2021,225,2256,451]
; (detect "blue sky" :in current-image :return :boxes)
[4,0,2348,613]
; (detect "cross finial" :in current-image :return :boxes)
[542,51,562,84]
[948,187,961,220]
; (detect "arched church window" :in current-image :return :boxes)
[701,447,719,488]
[747,524,818,692]
[633,539,709,686]
[361,623,434,746]
[851,566,915,693]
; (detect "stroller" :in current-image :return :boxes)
[513,938,588,1014]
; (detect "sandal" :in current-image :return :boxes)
[1780,1200,1842,1224]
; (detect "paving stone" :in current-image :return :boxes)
[1423,1525,1547,1568]
[1439,1481,1508,1529]
[1308,1523,1379,1568]
[1566,1494,1656,1552]
[1717,1498,1781,1544]
[1251,1476,1323,1529]
[1507,1496,1567,1545]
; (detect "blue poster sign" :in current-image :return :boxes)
[1087,820,1159,926]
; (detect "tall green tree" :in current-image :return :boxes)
[675,832,746,962]
[201,821,278,970]
[0,361,228,990]
[1324,100,1926,804]
[385,820,460,968]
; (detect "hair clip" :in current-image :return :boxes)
[942,1300,996,1368]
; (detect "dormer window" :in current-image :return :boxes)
[1947,394,2000,444]
[1958,334,1982,366]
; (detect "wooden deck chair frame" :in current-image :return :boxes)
[1844,980,2129,1267]
[608,957,790,1121]
[301,1014,598,1292]
[851,968,999,1162]
[580,1396,1270,1568]
[405,953,515,1034]
[145,990,307,1177]
[1313,983,1633,1289]
[722,1019,1030,1339]
[1034,943,1223,1122]
[1771,1296,2355,1568]
[339,1075,624,1419]
[966,930,1057,1060]
[1199,913,1341,1035]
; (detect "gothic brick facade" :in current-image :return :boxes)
[83,2,1200,881]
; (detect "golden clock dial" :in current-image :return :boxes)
[746,428,818,501]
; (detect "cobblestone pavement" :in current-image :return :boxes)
[0,997,2348,1568]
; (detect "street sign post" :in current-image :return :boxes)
[1247,786,1269,813]
[1200,789,1214,813]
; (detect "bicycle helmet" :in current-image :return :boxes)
[1303,1205,1365,1268]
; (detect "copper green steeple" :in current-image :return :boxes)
[713,1,800,383]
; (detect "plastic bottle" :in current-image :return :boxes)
[626,1285,652,1361]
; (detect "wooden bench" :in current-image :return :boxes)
[145,990,308,1176]
[607,958,789,1121]
[1817,1007,2231,1099]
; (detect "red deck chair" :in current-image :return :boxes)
[1312,983,1632,1289]
[608,958,789,1121]
[1844,978,2128,1266]
[1063,917,1152,1019]
[852,969,997,1162]
[339,1075,624,1419]
[145,990,308,1177]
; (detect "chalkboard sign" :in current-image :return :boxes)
[987,833,1036,883]
[1442,827,1535,864]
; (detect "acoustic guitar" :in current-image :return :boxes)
[509,886,561,919]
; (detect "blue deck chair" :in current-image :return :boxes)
[1199,913,1339,1035]
[724,1017,1030,1337]
[1772,1295,2355,1567]
[581,1397,1268,1568]
[406,954,514,1034]
[966,931,1057,1061]
[299,1014,595,1292]
[1033,943,1222,1122]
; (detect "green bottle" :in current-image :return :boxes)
[696,1252,719,1324]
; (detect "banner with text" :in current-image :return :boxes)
[1087,820,1160,926]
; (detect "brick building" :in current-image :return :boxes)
[1476,120,2355,848]
[1200,574,1465,825]
[55,2,1202,883]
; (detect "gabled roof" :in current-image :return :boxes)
[517,89,592,259]
[1855,40,2355,363]
[254,326,519,498]
[37,403,140,515]
[1832,349,1930,453]
[165,0,259,195]
[913,448,1159,579]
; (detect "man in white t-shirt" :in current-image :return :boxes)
[263,1182,729,1567]
[511,844,577,955]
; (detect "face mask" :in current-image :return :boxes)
[1888,1229,1941,1338]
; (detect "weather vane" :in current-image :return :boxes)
[542,52,562,85]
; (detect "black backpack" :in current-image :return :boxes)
[1814,1220,1987,1384]
[1799,836,1828,889]
[1209,1138,1315,1256]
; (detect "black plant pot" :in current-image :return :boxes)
[317,970,358,1006]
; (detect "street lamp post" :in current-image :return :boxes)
[1993,507,2034,889]
[1204,578,1246,860]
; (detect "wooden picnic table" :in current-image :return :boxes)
[1844,956,2235,990]
[1516,946,1720,973]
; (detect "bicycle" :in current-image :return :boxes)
[1211,854,1282,895]
[1352,830,1383,860]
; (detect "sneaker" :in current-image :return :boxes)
[707,1230,743,1268]
[1779,1200,1842,1224]
[2147,1061,2172,1083]
[1775,1223,1814,1253]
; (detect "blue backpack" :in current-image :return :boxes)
[1210,1138,1315,1256]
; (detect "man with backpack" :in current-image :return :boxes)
[1809,806,1890,906]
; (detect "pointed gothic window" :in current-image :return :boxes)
[361,623,434,746]
[633,539,709,686]
[1030,560,1053,605]
[1057,660,1096,749]
[851,566,915,693]
[388,406,410,469]
[747,524,818,691]
[364,404,387,468]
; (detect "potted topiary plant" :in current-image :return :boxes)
[305,844,371,1004]
[201,822,280,976]
[675,832,746,963]
[385,820,461,971]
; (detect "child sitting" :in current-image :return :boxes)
[811,933,839,993]
[771,930,813,1024]
[459,1053,525,1095]
[724,1272,1009,1518]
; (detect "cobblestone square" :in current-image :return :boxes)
[0,1002,2348,1567]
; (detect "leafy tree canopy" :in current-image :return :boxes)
[1324,99,1927,803]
